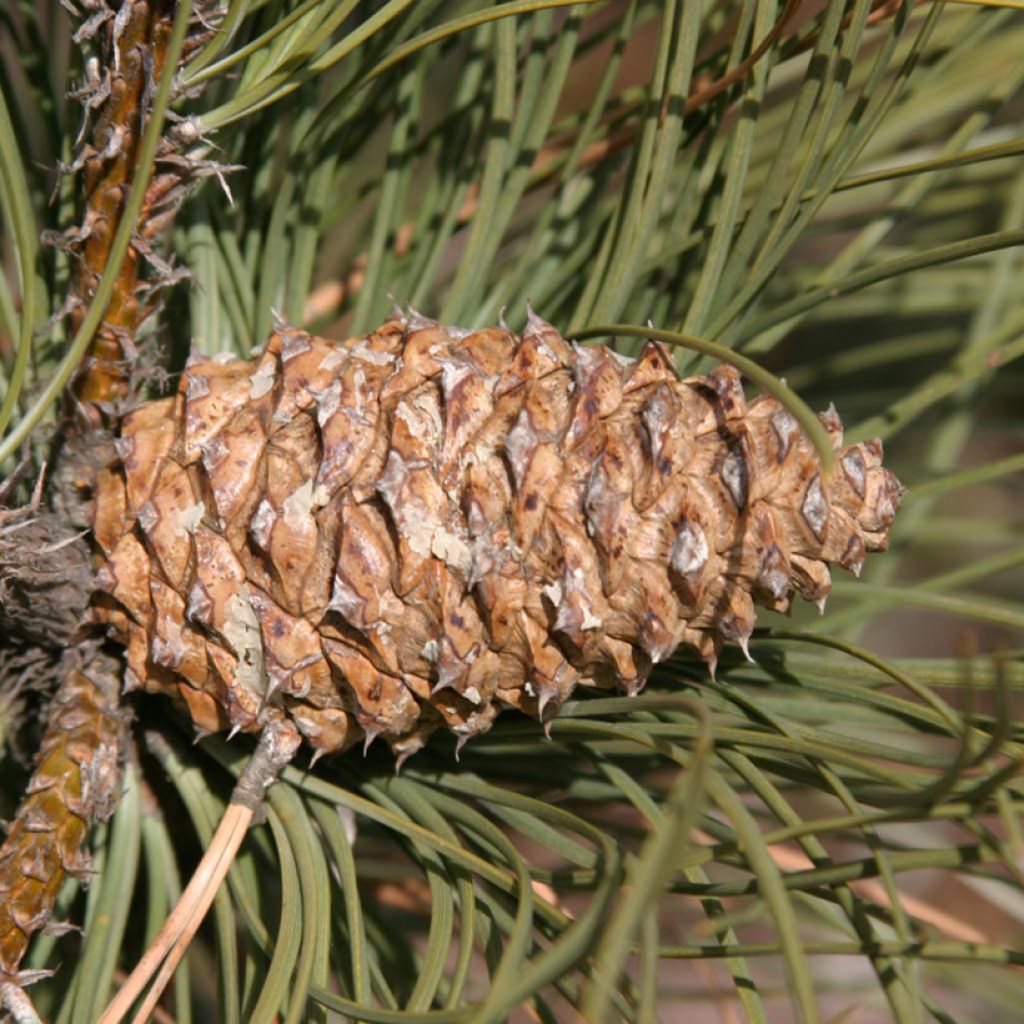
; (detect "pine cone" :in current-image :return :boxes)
[91,312,904,762]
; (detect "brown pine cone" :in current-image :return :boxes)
[90,311,904,763]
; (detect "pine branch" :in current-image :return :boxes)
[0,645,124,986]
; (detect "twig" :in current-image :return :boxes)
[0,648,123,982]
[0,981,43,1024]
[98,720,301,1024]
[112,968,178,1024]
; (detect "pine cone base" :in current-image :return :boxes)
[91,313,904,761]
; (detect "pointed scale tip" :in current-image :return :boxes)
[405,304,437,331]
[537,685,557,722]
[394,739,425,773]
[387,294,406,323]
[525,302,552,336]
[11,966,55,988]
[431,677,457,697]
[737,635,755,664]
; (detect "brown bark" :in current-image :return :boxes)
[0,646,124,983]
[69,1,178,409]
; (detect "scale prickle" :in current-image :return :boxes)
[90,310,904,764]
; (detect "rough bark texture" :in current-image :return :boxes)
[0,646,124,983]
[61,0,222,415]
[90,312,904,762]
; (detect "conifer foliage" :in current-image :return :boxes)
[1,2,1022,1021]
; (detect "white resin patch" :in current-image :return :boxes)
[349,340,395,366]
[187,580,212,623]
[315,381,342,426]
[771,409,798,455]
[407,389,444,444]
[404,513,435,560]
[249,499,276,549]
[318,347,348,372]
[328,574,363,622]
[200,435,228,471]
[503,410,535,489]
[376,451,406,512]
[249,364,276,399]
[223,587,266,695]
[177,501,206,536]
[671,520,708,577]
[758,546,790,600]
[842,449,866,497]
[641,389,673,459]
[281,331,311,362]
[415,389,445,441]
[151,629,186,669]
[283,479,329,526]
[720,447,748,508]
[439,360,475,401]
[568,567,602,630]
[136,501,159,533]
[801,475,829,540]
[431,526,473,576]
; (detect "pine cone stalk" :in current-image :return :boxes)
[92,311,904,764]
[0,648,124,984]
